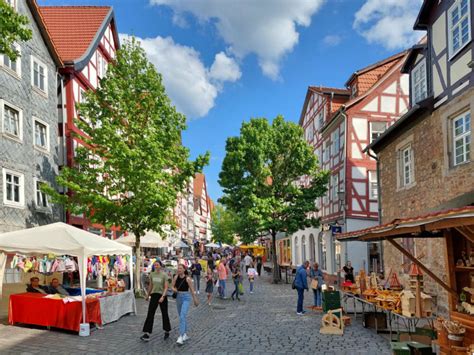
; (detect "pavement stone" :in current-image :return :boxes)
[0,273,391,354]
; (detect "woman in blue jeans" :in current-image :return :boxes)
[172,264,199,345]
[310,262,324,308]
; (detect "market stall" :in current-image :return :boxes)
[0,223,135,335]
[337,207,474,352]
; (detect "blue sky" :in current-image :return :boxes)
[41,0,423,201]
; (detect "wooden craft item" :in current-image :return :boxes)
[320,308,344,335]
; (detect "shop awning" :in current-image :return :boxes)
[336,206,474,242]
[336,207,474,296]
[116,231,169,248]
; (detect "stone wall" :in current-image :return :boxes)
[378,87,474,314]
[0,0,61,233]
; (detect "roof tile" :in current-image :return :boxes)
[39,6,111,62]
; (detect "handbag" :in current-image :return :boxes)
[291,278,296,290]
[173,276,186,298]
[238,282,244,295]
[311,279,319,290]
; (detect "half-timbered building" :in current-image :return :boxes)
[293,52,410,278]
[39,5,120,238]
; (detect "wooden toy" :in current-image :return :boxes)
[320,308,344,335]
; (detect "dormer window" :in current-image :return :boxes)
[448,0,471,58]
[411,58,427,104]
[351,85,357,98]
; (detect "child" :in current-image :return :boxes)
[247,263,257,294]
[205,268,214,306]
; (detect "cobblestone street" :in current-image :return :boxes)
[0,274,390,354]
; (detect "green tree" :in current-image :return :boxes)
[210,204,237,245]
[0,0,32,61]
[44,38,209,291]
[219,116,329,283]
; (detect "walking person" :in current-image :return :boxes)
[310,262,324,309]
[256,255,263,276]
[295,260,309,315]
[205,268,214,306]
[190,258,202,294]
[244,253,253,273]
[172,264,199,345]
[231,263,241,301]
[217,259,227,299]
[247,262,257,294]
[140,260,171,342]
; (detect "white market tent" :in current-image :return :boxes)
[116,231,169,248]
[173,240,189,249]
[205,242,220,248]
[0,222,133,330]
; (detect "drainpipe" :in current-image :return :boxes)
[58,72,67,223]
[367,149,383,274]
[341,109,348,262]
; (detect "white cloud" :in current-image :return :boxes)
[322,34,342,47]
[120,34,240,119]
[354,0,424,50]
[149,0,325,80]
[209,52,241,82]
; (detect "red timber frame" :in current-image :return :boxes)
[60,23,120,238]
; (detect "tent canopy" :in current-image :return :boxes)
[205,242,220,248]
[116,231,169,248]
[0,222,131,257]
[173,240,189,249]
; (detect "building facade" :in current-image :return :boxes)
[193,173,212,241]
[293,53,410,277]
[367,0,474,313]
[0,0,63,233]
[39,5,121,238]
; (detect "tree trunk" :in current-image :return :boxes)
[271,230,281,284]
[134,232,141,293]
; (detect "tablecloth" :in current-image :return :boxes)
[9,293,102,332]
[99,290,136,325]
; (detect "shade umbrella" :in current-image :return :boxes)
[116,231,169,248]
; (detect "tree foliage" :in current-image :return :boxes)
[210,204,237,246]
[44,38,209,289]
[219,116,329,282]
[0,1,32,61]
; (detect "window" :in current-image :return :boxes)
[317,110,324,130]
[2,101,22,141]
[331,128,340,155]
[323,141,330,162]
[33,118,49,151]
[370,121,388,143]
[448,0,471,58]
[331,174,339,201]
[5,0,16,9]
[452,111,471,165]
[368,171,378,199]
[31,56,47,94]
[399,145,414,187]
[35,180,48,208]
[97,52,104,78]
[1,44,21,76]
[3,169,24,207]
[411,59,427,104]
[351,85,357,98]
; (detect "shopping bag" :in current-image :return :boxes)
[311,279,319,290]
[238,282,244,295]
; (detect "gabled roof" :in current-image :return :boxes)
[38,5,118,69]
[345,51,406,91]
[414,0,433,30]
[194,173,206,198]
[298,86,349,126]
[401,43,427,74]
[26,0,63,67]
